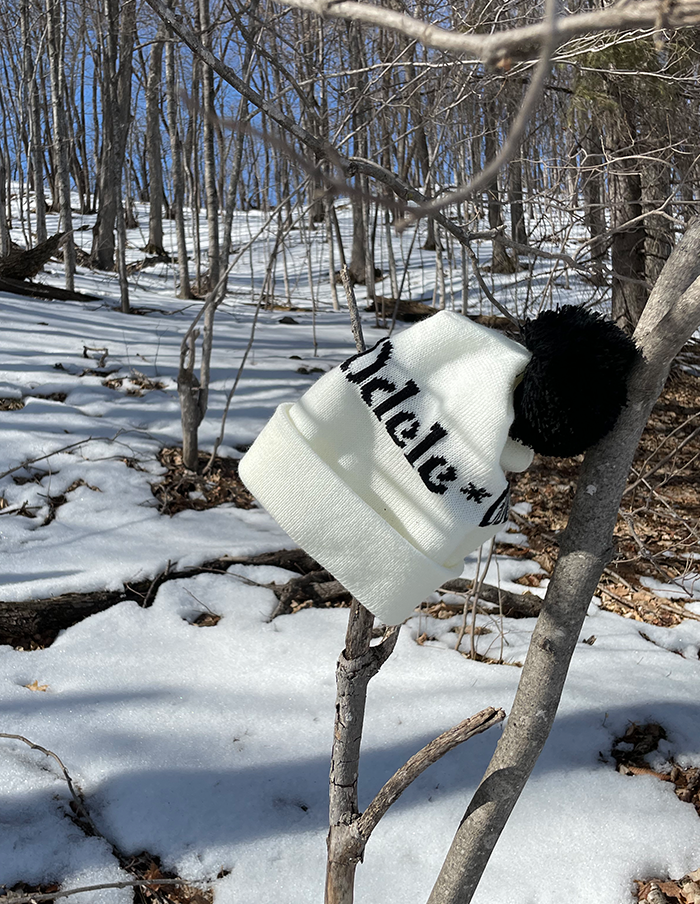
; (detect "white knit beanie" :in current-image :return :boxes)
[239,310,533,625]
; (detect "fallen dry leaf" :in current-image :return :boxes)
[23,680,49,692]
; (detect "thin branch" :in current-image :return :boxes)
[276,0,700,65]
[0,880,191,904]
[356,708,505,843]
[0,439,92,480]
[340,265,366,353]
[0,734,97,834]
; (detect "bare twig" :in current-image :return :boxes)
[340,266,366,353]
[0,734,97,834]
[276,0,700,64]
[356,708,506,842]
[0,439,92,481]
[0,880,191,904]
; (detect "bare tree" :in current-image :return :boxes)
[198,0,220,289]
[164,5,192,298]
[145,19,167,255]
[90,0,136,271]
[21,0,47,246]
[45,0,75,291]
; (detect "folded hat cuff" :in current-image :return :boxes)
[238,403,458,625]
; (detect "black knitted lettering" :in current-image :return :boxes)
[405,421,448,465]
[417,456,457,494]
[479,486,510,526]
[360,376,396,408]
[373,378,421,420]
[340,338,393,385]
[460,482,492,504]
[386,411,420,447]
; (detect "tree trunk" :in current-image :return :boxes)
[484,97,517,274]
[347,20,370,284]
[90,0,135,271]
[21,0,47,245]
[607,92,647,333]
[508,144,527,246]
[642,154,673,286]
[0,149,9,258]
[165,10,192,298]
[145,20,166,254]
[581,122,606,283]
[199,0,220,289]
[46,0,74,291]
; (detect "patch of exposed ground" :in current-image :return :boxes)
[151,447,255,514]
[606,722,700,903]
[102,371,166,396]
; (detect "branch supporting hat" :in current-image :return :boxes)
[239,311,533,625]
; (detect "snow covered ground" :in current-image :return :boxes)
[1,207,700,904]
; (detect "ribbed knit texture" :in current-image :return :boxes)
[239,311,533,624]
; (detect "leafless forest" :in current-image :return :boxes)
[1,0,700,331]
[2,3,700,903]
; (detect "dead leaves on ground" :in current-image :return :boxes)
[103,371,166,396]
[637,874,700,904]
[124,853,214,904]
[151,447,255,515]
[611,723,700,903]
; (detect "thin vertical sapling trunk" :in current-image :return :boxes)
[165,9,192,299]
[145,20,166,255]
[326,598,505,904]
[427,217,700,904]
[199,0,220,289]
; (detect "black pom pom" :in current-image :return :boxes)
[509,305,639,457]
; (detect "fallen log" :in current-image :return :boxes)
[0,275,100,302]
[0,549,322,648]
[0,231,68,280]
[440,578,543,618]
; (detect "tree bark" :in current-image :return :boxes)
[90,0,135,271]
[0,149,9,258]
[484,96,517,274]
[165,7,192,298]
[145,20,166,254]
[346,20,371,284]
[642,154,673,286]
[508,152,527,246]
[581,121,606,283]
[199,0,220,289]
[607,90,648,333]
[21,0,47,245]
[427,217,700,904]
[46,0,75,291]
